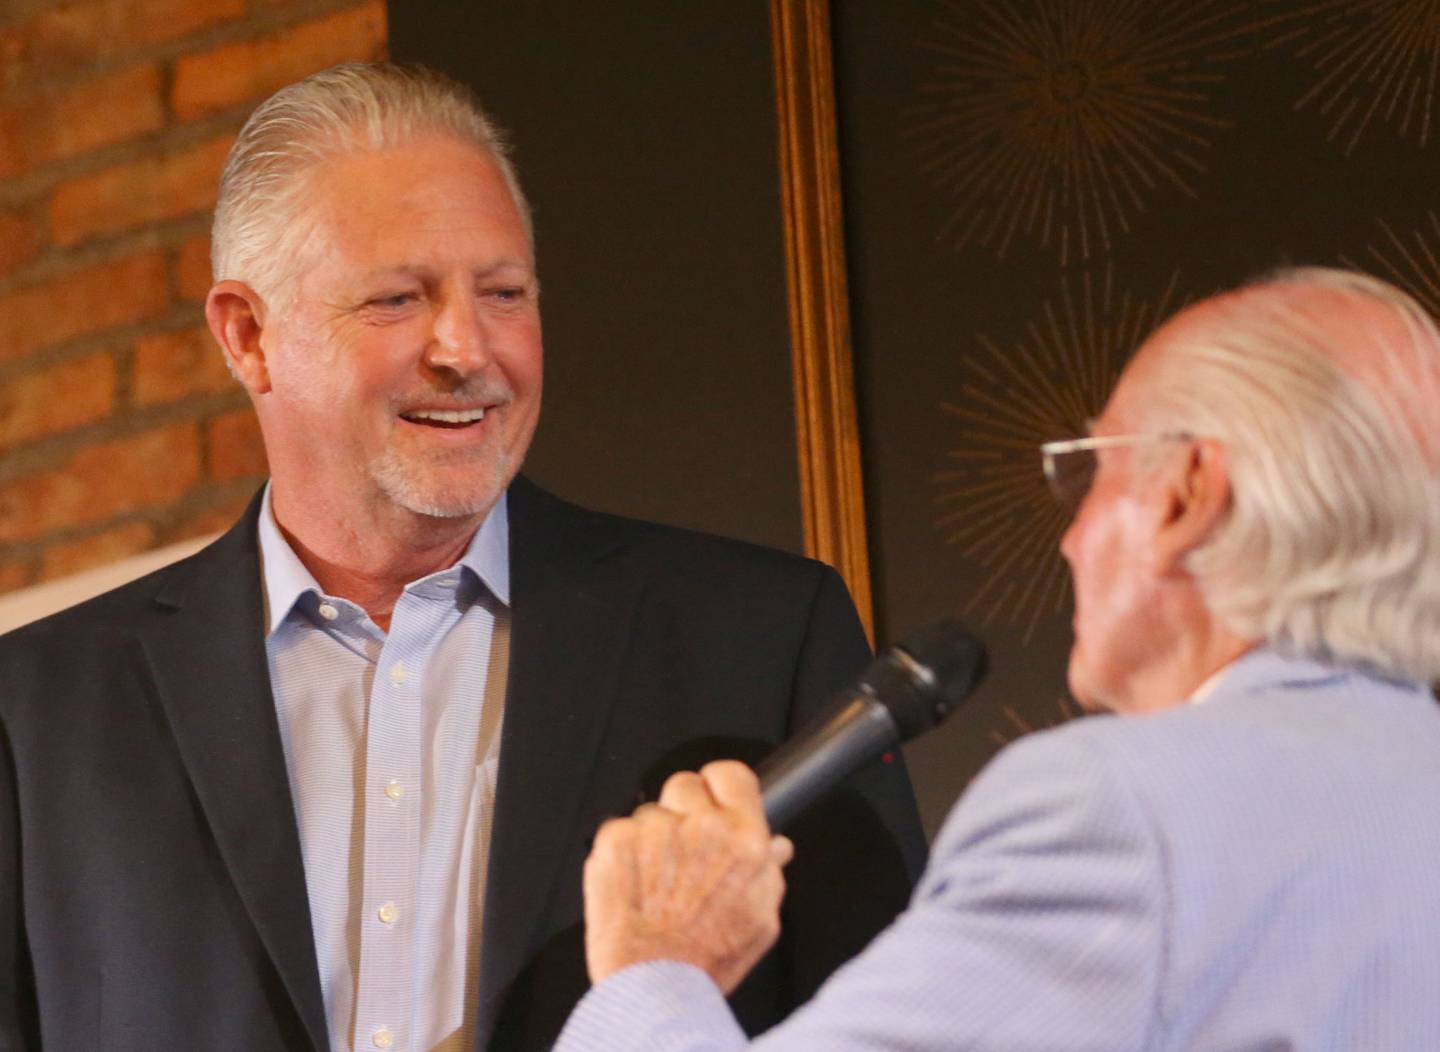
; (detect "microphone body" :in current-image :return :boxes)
[756,693,900,830]
[757,621,987,830]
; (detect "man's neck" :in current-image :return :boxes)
[1125,628,1255,714]
[269,485,489,631]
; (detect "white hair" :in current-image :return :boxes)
[211,62,531,301]
[1136,267,1440,682]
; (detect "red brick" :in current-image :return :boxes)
[206,407,266,482]
[39,519,154,580]
[133,324,233,406]
[171,1,388,120]
[0,250,168,364]
[0,208,42,278]
[174,232,212,302]
[0,423,201,544]
[0,64,163,178]
[0,0,244,95]
[167,489,252,540]
[0,353,116,449]
[0,558,34,595]
[49,133,234,247]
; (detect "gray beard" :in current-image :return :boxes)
[374,377,519,518]
[366,445,514,520]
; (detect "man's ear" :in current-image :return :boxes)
[1151,439,1230,576]
[206,280,273,395]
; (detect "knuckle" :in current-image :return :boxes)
[734,832,769,867]
[592,817,633,852]
[663,770,703,795]
[703,759,759,791]
[691,810,729,840]
[632,802,667,823]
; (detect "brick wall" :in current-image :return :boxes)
[0,0,386,592]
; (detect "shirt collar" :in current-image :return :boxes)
[1184,644,1424,706]
[460,490,510,605]
[256,483,511,636]
[1187,659,1236,704]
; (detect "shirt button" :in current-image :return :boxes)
[390,662,408,685]
[318,602,339,621]
[384,780,405,801]
[372,1027,394,1049]
[378,902,398,925]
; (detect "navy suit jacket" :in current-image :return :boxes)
[0,477,924,1050]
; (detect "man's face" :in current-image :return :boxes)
[256,135,542,523]
[1058,351,1170,713]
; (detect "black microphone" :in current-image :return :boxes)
[757,620,988,830]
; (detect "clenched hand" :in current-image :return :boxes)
[583,760,795,994]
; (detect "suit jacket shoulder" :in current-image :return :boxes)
[0,490,329,1051]
[0,494,265,717]
[508,475,849,600]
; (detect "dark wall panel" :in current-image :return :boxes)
[834,0,1440,834]
[391,1,804,553]
[390,1,1440,836]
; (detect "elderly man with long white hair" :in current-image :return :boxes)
[556,267,1440,1052]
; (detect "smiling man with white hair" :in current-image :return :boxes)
[556,267,1440,1052]
[0,63,924,1052]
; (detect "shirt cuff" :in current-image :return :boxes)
[553,960,750,1052]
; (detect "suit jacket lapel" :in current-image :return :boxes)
[475,478,641,1041]
[136,500,329,1052]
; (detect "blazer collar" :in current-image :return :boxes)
[142,491,330,1052]
[473,476,644,1041]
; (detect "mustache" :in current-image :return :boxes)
[389,377,514,414]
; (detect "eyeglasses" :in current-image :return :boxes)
[1040,432,1193,507]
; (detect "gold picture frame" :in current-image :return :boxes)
[769,0,874,641]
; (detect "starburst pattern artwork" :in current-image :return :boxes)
[906,0,1252,263]
[1346,212,1440,316]
[1256,0,1440,153]
[933,268,1185,640]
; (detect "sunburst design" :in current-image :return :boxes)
[906,0,1251,263]
[1257,0,1440,153]
[933,268,1185,640]
[1346,212,1440,316]
[988,696,1085,749]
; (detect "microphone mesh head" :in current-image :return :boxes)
[879,620,988,740]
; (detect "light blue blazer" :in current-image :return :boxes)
[557,649,1440,1050]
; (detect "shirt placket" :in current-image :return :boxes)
[353,595,439,1052]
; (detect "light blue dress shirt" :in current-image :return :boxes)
[259,486,511,1052]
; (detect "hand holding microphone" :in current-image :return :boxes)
[583,760,792,992]
[580,622,987,990]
